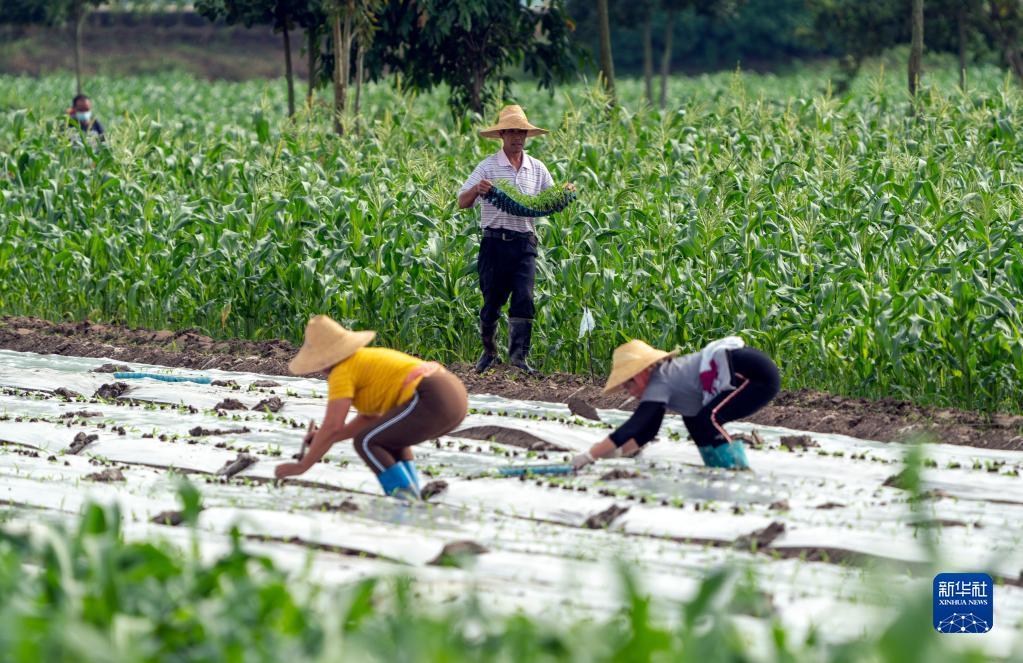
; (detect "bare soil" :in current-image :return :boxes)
[2,315,1022,451]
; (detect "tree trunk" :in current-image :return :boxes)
[1006,47,1023,85]
[908,0,924,96]
[332,3,354,136]
[354,38,365,119]
[72,1,86,95]
[659,10,676,110]
[283,22,295,117]
[595,0,615,104]
[307,26,318,109]
[957,7,967,89]
[642,12,653,105]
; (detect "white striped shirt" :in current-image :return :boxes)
[459,149,554,234]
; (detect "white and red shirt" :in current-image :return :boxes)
[459,149,554,234]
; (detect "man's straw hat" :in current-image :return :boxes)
[289,315,376,375]
[602,340,679,393]
[479,105,548,139]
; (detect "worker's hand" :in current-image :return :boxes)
[571,451,595,472]
[274,462,306,480]
[477,179,493,196]
[565,183,577,192]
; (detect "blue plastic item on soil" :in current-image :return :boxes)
[697,440,750,470]
[497,464,575,477]
[113,372,213,384]
[378,462,421,500]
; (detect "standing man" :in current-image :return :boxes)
[458,105,554,375]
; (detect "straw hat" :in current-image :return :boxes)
[288,315,376,375]
[602,340,679,393]
[479,105,548,139]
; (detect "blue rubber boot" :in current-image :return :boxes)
[376,463,421,501]
[400,460,421,491]
[697,440,751,470]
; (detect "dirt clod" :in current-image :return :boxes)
[211,379,239,388]
[814,502,845,510]
[911,518,977,529]
[883,469,915,490]
[151,510,186,526]
[428,540,489,566]
[452,425,568,452]
[92,363,130,373]
[214,398,247,411]
[567,396,601,421]
[59,410,102,419]
[780,435,819,450]
[216,453,257,478]
[735,521,786,550]
[85,468,125,482]
[54,387,82,401]
[251,380,281,388]
[598,469,646,481]
[94,382,129,399]
[584,504,629,529]
[252,396,283,413]
[421,480,449,501]
[313,500,359,513]
[188,426,251,437]
[67,432,99,454]
[769,500,790,511]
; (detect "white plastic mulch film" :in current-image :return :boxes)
[1,349,1022,654]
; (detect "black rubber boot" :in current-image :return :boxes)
[475,320,500,373]
[508,317,539,376]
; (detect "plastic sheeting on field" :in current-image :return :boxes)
[0,349,1021,654]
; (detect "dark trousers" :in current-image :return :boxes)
[353,370,468,474]
[683,348,780,447]
[477,232,537,324]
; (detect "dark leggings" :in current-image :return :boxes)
[682,348,780,447]
[353,369,468,474]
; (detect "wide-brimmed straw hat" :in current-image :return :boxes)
[602,340,679,393]
[479,105,548,139]
[289,315,376,375]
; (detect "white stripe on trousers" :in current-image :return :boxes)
[360,392,421,473]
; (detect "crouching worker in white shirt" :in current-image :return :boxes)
[573,338,780,471]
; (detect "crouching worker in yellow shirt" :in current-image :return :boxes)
[274,315,468,500]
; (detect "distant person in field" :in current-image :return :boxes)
[572,337,780,471]
[458,105,555,376]
[274,315,468,500]
[66,94,105,139]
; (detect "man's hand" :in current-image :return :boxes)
[476,179,493,196]
[275,462,306,480]
[571,451,595,471]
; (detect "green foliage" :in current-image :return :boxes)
[0,494,999,662]
[369,0,584,114]
[2,66,1023,412]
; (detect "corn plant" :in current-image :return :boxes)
[1,61,1022,411]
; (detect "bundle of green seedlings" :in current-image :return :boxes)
[482,179,577,217]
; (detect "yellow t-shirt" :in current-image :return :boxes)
[326,347,425,415]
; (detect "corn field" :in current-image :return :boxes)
[2,63,1023,410]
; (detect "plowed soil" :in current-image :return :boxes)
[2,315,1021,450]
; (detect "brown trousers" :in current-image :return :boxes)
[353,369,468,474]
